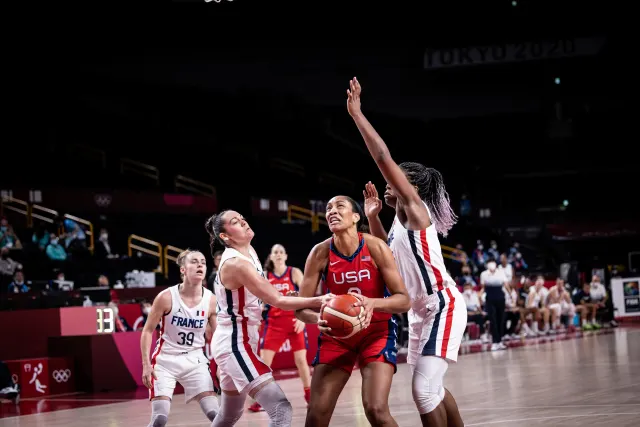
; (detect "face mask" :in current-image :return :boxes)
[51,238,59,244]
[100,233,108,240]
[478,245,484,251]
[515,253,522,259]
[491,244,497,249]
[464,289,472,296]
[143,307,151,315]
[487,262,496,271]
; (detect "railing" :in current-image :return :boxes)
[120,158,160,185]
[64,214,95,253]
[287,205,324,233]
[164,245,185,279]
[31,204,59,227]
[0,197,30,227]
[128,234,163,273]
[174,175,216,198]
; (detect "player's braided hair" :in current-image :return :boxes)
[205,210,230,257]
[399,162,457,237]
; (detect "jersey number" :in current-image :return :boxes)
[178,332,195,346]
[347,287,362,295]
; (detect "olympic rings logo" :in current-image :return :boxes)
[52,369,71,383]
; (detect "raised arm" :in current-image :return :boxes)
[347,77,430,230]
[222,258,329,312]
[295,241,330,324]
[363,181,388,242]
[140,290,171,388]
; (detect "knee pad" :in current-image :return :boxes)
[253,382,293,426]
[211,392,246,427]
[149,399,170,427]
[412,356,448,415]
[199,395,220,421]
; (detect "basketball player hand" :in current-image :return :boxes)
[350,292,375,329]
[346,77,362,117]
[293,318,305,334]
[363,181,382,218]
[142,365,157,389]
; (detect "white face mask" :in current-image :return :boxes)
[487,262,497,271]
[464,289,472,296]
[143,307,151,315]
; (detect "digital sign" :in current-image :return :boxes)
[96,308,115,333]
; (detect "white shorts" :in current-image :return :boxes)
[212,322,272,394]
[150,351,214,403]
[408,286,467,366]
[549,302,575,316]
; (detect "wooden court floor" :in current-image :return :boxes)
[2,328,639,426]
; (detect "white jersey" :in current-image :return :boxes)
[388,203,456,302]
[214,246,264,328]
[153,284,213,356]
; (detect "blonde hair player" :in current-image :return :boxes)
[348,77,467,427]
[140,249,219,427]
[205,210,334,427]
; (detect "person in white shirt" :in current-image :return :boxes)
[526,276,551,335]
[546,278,575,331]
[462,283,486,339]
[503,281,519,338]
[589,275,608,327]
[497,254,513,285]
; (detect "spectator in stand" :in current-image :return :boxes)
[573,282,598,330]
[487,240,500,261]
[472,241,488,272]
[0,219,22,250]
[498,254,513,285]
[206,250,223,291]
[45,233,67,261]
[457,264,477,288]
[108,301,131,332]
[480,259,508,351]
[527,276,551,335]
[0,247,22,273]
[508,241,520,261]
[503,280,520,339]
[31,226,50,251]
[133,300,153,331]
[63,219,87,250]
[512,252,528,274]
[517,277,537,337]
[95,228,118,258]
[462,282,487,340]
[450,244,469,278]
[98,274,110,287]
[7,271,29,293]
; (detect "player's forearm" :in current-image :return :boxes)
[373,294,410,314]
[272,295,323,312]
[351,113,392,164]
[295,308,320,324]
[366,214,388,242]
[140,331,153,367]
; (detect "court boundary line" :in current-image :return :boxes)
[464,412,640,426]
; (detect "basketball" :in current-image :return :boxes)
[320,294,364,339]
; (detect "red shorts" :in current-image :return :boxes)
[260,316,308,353]
[313,318,398,374]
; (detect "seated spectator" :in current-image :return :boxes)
[546,278,575,331]
[462,282,487,340]
[457,264,477,288]
[512,252,528,274]
[488,240,500,261]
[46,234,67,261]
[589,275,610,327]
[63,219,87,250]
[31,225,50,251]
[95,228,118,258]
[572,282,597,330]
[132,300,153,331]
[503,281,520,338]
[7,271,29,293]
[97,274,110,288]
[498,253,513,285]
[108,301,131,332]
[0,247,22,284]
[472,241,488,272]
[0,218,22,250]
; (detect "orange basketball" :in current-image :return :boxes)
[320,294,364,339]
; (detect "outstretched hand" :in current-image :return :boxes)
[363,181,382,218]
[347,77,362,117]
